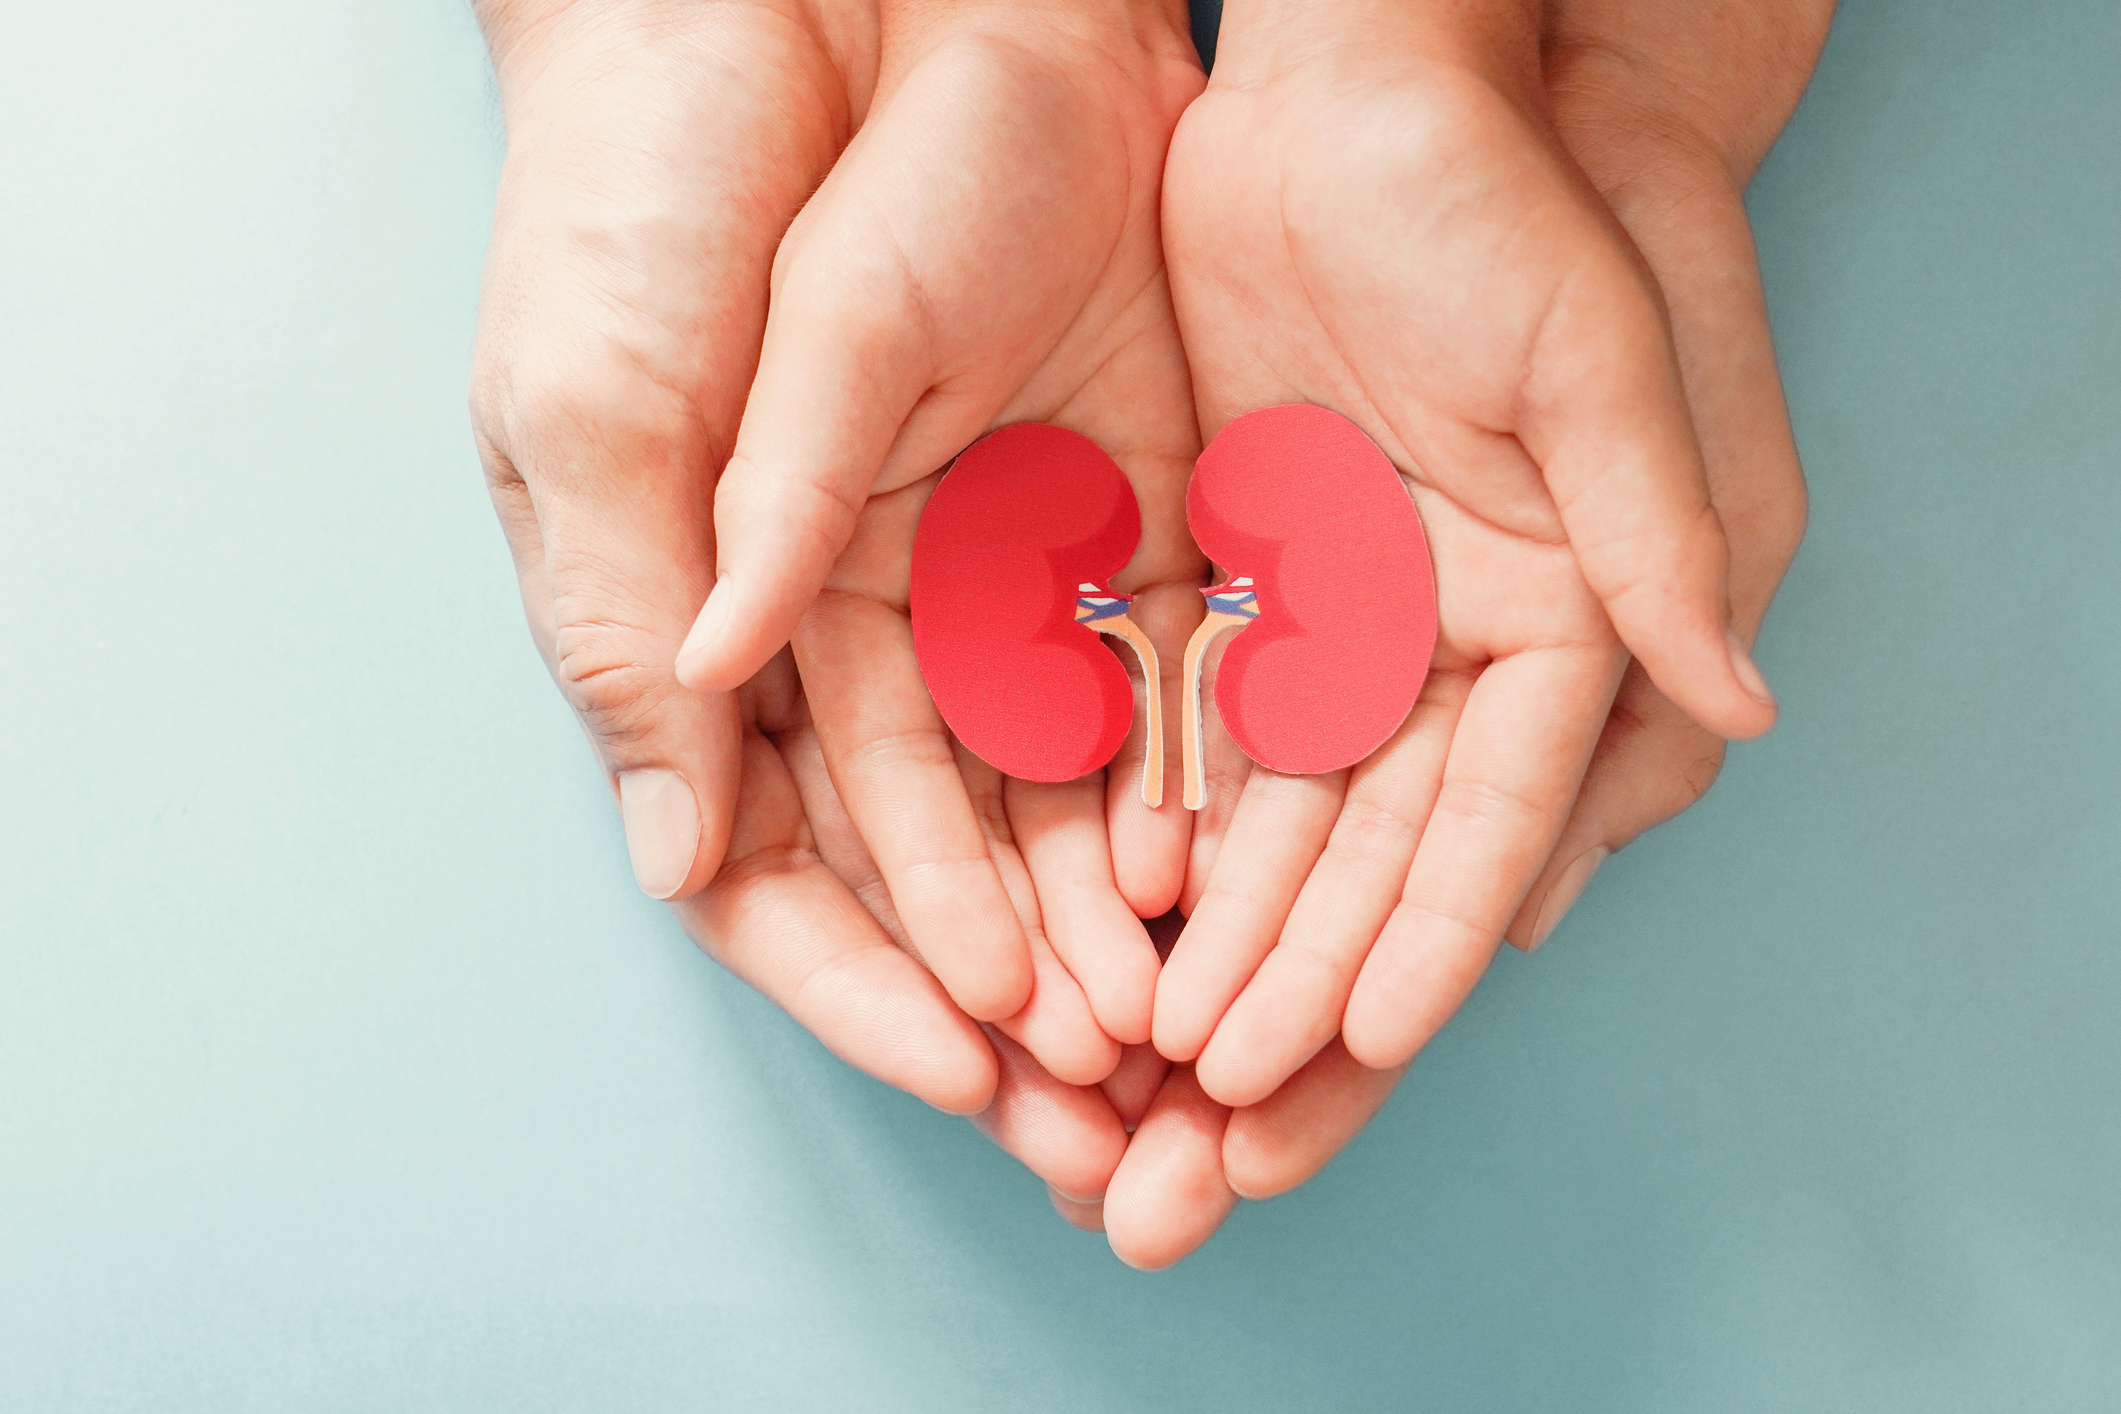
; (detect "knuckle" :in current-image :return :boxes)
[837,725,961,779]
[551,614,683,750]
[485,345,717,492]
[1432,775,1547,833]
[521,375,702,478]
[1326,794,1424,859]
[1614,741,1726,846]
[1395,894,1496,945]
[1673,744,1726,811]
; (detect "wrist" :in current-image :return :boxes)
[480,0,873,116]
[1542,1,1834,186]
[877,0,1195,65]
[1212,0,1543,100]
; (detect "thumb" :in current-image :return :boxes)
[1521,252,1779,743]
[674,224,936,696]
[483,380,744,902]
[1503,663,1724,952]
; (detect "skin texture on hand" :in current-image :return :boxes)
[672,0,1205,692]
[1159,8,1653,1090]
[465,0,1204,1156]
[1193,0,1778,747]
[471,0,1030,1116]
[1058,0,1833,1264]
[467,0,1832,1270]
[1156,0,1825,1088]
[672,0,1212,1047]
[470,0,878,903]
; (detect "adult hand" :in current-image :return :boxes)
[1504,0,1834,947]
[470,0,876,901]
[678,0,1212,1040]
[469,1,1013,1108]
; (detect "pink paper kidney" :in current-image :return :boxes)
[910,424,1148,785]
[1185,404,1437,790]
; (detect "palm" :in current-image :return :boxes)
[694,18,1207,671]
[1169,63,1675,540]
[1151,61,1651,1088]
[1120,11,1822,1243]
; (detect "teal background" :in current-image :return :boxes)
[4,1,2118,1408]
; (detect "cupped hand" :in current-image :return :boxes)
[775,681,1239,1267]
[673,0,1204,696]
[1165,0,1778,744]
[470,0,877,901]
[670,0,1211,1041]
[1157,7,1645,1088]
[1019,0,1833,1263]
[1149,0,1825,1175]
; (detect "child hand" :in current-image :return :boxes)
[1162,0,1824,1093]
[992,0,1841,1263]
[1166,0,1776,743]
[674,0,1209,1036]
[670,0,1204,695]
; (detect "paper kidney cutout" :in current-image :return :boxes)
[1181,404,1437,807]
[910,423,1163,802]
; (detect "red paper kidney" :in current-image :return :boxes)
[911,424,1142,783]
[1187,404,1436,777]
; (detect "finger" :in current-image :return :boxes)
[1008,775,1161,1047]
[671,198,938,695]
[793,585,1035,1022]
[962,752,1122,1086]
[1099,1041,1172,1132]
[478,409,745,903]
[780,701,1111,1097]
[782,702,1114,1088]
[969,1030,1129,1204]
[1505,664,1714,951]
[1342,644,1622,1070]
[1101,580,1201,916]
[1194,672,1470,1108]
[1508,176,1810,951]
[763,665,914,944]
[1518,238,1777,741]
[675,731,997,1114]
[1101,1066,1238,1270]
[1177,629,1256,913]
[1222,1039,1405,1200]
[1002,936,1123,1087]
[1152,769,1347,1063]
[1049,1188,1107,1232]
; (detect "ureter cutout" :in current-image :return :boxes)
[1180,578,1260,811]
[1075,586,1164,808]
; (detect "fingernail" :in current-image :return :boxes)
[674,584,732,691]
[1525,847,1608,951]
[1726,628,1776,708]
[617,768,699,900]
